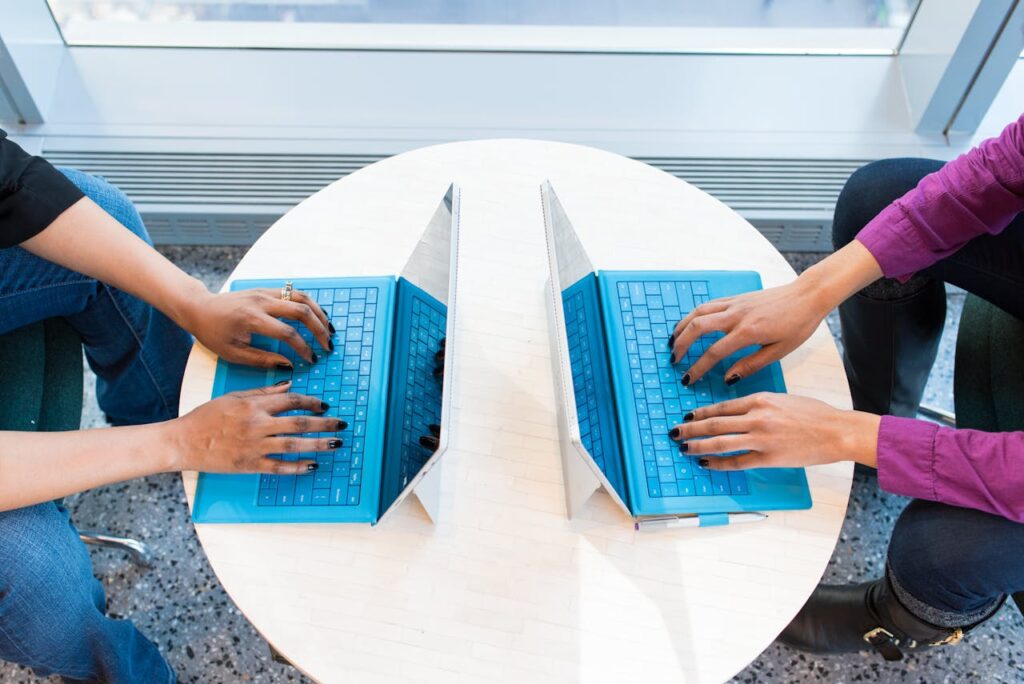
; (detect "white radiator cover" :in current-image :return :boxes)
[43,149,868,251]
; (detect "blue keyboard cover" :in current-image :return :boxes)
[193,276,396,524]
[380,279,447,511]
[598,271,810,517]
[603,276,748,504]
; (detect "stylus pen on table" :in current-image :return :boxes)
[634,512,768,532]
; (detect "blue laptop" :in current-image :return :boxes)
[542,181,811,525]
[193,185,460,524]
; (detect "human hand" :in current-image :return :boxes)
[668,392,880,470]
[167,382,346,474]
[181,285,334,367]
[669,278,829,386]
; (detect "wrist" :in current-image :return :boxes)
[794,266,839,318]
[833,410,881,468]
[154,418,190,472]
[164,276,212,332]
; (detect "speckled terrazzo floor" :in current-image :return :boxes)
[1,248,1020,684]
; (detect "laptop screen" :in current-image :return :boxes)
[379,279,447,513]
[376,185,458,522]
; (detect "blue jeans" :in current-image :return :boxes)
[833,159,1024,627]
[0,169,185,682]
[0,168,191,425]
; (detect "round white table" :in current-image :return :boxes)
[180,140,854,684]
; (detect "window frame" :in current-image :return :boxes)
[0,0,1020,160]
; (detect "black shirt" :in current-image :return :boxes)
[0,129,85,248]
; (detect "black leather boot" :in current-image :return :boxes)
[779,574,994,661]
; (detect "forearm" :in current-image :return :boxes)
[0,424,180,511]
[796,240,884,314]
[20,196,208,328]
[831,409,881,469]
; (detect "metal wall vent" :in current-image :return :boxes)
[43,149,868,251]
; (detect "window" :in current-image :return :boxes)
[47,0,920,54]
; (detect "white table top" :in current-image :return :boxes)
[180,139,853,684]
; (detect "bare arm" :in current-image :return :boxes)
[21,196,208,330]
[21,197,334,367]
[0,423,177,511]
[0,383,345,512]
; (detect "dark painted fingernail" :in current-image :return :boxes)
[680,442,689,452]
[669,426,680,439]
[433,365,444,378]
[683,411,694,422]
[328,340,335,352]
[276,362,293,370]
[698,458,709,467]
[681,373,691,386]
[274,379,291,386]
[328,439,342,449]
[335,419,348,431]
[434,349,445,361]
[725,373,741,386]
[420,435,440,450]
[439,337,446,348]
[328,322,336,334]
[670,353,678,365]
[319,401,329,413]
[311,352,319,363]
[428,423,441,437]
[306,463,319,471]
[669,334,675,346]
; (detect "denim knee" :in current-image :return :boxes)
[0,504,105,678]
[832,158,944,251]
[887,499,1020,625]
[56,168,152,247]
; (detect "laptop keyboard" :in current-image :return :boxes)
[614,280,749,498]
[260,285,381,507]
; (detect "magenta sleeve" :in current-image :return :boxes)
[876,415,1024,523]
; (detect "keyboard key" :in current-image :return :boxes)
[729,472,750,495]
[294,475,314,505]
[660,282,678,307]
[629,283,646,306]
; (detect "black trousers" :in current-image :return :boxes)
[832,158,1024,626]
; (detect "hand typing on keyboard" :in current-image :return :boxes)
[667,392,880,471]
[667,244,882,387]
[168,380,346,475]
[178,285,334,368]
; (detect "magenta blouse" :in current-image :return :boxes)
[856,114,1024,523]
